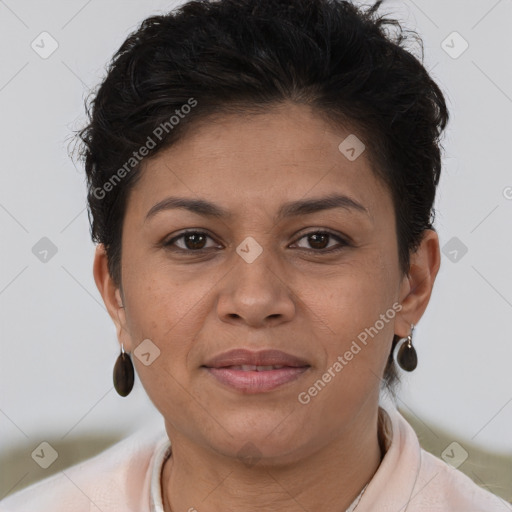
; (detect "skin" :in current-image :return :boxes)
[94,102,440,512]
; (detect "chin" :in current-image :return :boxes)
[206,416,308,462]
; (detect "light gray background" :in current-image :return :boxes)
[1,0,511,502]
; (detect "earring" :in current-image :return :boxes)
[396,324,417,372]
[113,343,135,397]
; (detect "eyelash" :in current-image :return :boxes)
[162,229,350,254]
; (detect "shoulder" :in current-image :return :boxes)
[415,447,512,511]
[364,402,511,512]
[0,423,168,512]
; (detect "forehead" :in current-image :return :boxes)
[127,103,390,223]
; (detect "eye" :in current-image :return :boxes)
[292,230,349,252]
[163,231,220,252]
[163,229,350,254]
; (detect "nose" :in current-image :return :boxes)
[216,248,296,329]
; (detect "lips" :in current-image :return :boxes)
[202,348,310,369]
[202,349,311,393]
[225,364,287,371]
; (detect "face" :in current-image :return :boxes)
[95,102,437,464]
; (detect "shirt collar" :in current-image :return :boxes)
[149,435,172,512]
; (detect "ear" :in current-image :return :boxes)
[395,229,441,338]
[93,244,132,351]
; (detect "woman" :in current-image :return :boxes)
[2,0,510,510]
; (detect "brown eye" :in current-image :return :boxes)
[164,231,218,251]
[307,233,330,250]
[182,233,207,250]
[293,231,349,252]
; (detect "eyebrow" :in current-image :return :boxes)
[144,193,370,223]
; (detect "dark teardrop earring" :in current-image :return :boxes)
[396,324,417,372]
[113,344,135,397]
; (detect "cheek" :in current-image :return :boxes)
[121,261,217,370]
[120,277,201,408]
[316,254,394,322]
[305,252,397,365]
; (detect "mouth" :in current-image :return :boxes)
[219,364,296,371]
[202,349,311,393]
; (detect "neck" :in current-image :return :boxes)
[161,405,385,512]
